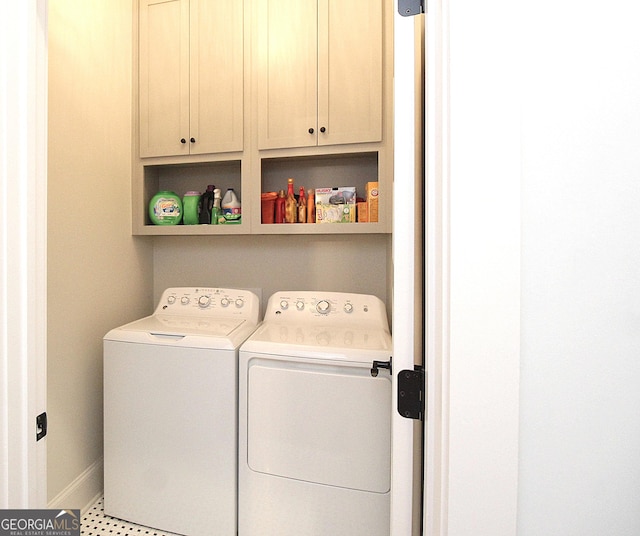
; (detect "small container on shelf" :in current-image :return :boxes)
[149,191,182,225]
[222,188,241,223]
[284,178,297,223]
[182,191,201,225]
[366,182,379,223]
[297,187,307,223]
[211,188,223,225]
[315,187,356,224]
[306,189,315,223]
[274,190,286,224]
[199,185,216,224]
[261,192,278,224]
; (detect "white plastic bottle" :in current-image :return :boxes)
[221,188,241,223]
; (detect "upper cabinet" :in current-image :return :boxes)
[256,0,383,150]
[133,0,392,235]
[138,0,243,157]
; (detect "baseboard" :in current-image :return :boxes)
[48,457,103,514]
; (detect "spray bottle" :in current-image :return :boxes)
[210,188,222,225]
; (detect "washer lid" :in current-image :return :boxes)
[112,314,248,337]
[240,322,392,362]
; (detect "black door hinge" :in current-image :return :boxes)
[398,0,425,17]
[397,366,425,420]
[36,412,47,441]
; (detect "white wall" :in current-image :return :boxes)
[47,0,153,506]
[153,235,391,320]
[518,1,640,534]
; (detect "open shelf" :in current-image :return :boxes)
[254,151,385,234]
[135,159,248,234]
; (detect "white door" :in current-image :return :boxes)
[0,0,48,508]
[420,1,522,534]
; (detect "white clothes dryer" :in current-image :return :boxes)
[238,291,393,536]
[104,287,260,536]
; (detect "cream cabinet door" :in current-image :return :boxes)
[139,0,243,158]
[256,0,318,150]
[139,0,190,157]
[318,0,382,146]
[257,0,382,150]
[189,0,243,155]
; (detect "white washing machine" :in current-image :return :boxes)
[238,291,393,536]
[104,287,260,536]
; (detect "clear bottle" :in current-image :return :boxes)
[307,188,315,223]
[275,190,286,224]
[285,178,297,223]
[297,187,307,223]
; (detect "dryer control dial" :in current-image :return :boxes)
[198,295,210,308]
[316,300,331,314]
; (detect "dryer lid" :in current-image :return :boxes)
[241,322,392,362]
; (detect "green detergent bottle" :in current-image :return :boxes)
[182,191,201,225]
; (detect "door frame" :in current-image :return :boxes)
[0,0,48,508]
[391,6,421,535]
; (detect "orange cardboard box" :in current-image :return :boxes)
[357,201,368,223]
[366,182,379,223]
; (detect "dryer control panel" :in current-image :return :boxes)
[155,287,260,323]
[266,291,389,332]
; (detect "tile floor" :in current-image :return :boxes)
[81,496,180,536]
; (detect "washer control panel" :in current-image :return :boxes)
[154,287,259,322]
[267,291,389,332]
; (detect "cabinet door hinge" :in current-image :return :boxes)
[36,412,47,441]
[398,0,425,17]
[397,366,425,421]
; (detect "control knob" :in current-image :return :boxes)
[181,296,190,305]
[235,298,244,308]
[280,300,289,310]
[316,300,331,314]
[198,295,210,308]
[220,297,230,307]
[296,300,305,311]
[343,302,354,313]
